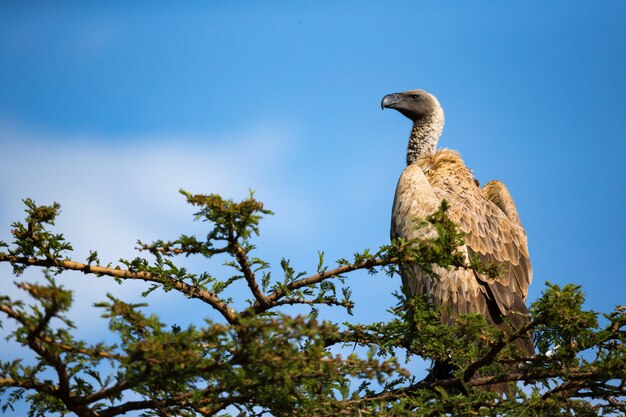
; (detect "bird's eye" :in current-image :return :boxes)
[410,94,420,101]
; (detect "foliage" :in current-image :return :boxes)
[0,192,624,416]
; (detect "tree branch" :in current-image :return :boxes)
[0,253,238,324]
[40,336,124,361]
[233,243,268,307]
[79,380,131,405]
[247,256,398,316]
[462,319,536,383]
[272,298,352,309]
[0,377,58,394]
[136,243,229,257]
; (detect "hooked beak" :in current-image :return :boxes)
[381,93,401,110]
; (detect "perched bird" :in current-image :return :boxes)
[381,89,534,390]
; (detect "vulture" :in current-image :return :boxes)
[381,89,534,390]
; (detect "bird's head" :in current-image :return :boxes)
[381,89,442,122]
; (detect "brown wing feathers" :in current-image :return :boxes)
[416,150,532,322]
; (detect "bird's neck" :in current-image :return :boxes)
[407,109,445,165]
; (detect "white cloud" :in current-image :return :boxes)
[0,122,322,336]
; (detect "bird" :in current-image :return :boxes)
[381,89,534,391]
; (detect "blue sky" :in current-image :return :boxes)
[1,1,625,413]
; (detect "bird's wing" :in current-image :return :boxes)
[418,150,532,320]
[391,163,440,242]
[392,161,486,322]
[480,180,532,300]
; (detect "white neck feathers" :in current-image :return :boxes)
[406,103,444,165]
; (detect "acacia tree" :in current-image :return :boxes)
[0,191,624,416]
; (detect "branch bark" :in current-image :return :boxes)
[0,253,238,324]
[233,243,269,307]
